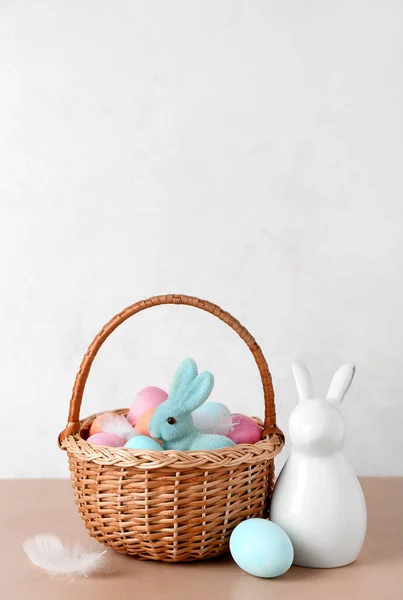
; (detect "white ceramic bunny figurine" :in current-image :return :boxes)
[270,361,367,568]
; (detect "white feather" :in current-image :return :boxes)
[100,413,136,443]
[23,534,108,577]
[229,415,241,431]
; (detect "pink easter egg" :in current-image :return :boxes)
[128,386,168,426]
[87,432,123,447]
[226,414,262,445]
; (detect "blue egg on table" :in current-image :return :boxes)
[124,436,162,451]
[230,518,293,578]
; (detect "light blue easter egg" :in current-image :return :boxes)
[124,436,162,451]
[192,402,232,434]
[230,518,293,578]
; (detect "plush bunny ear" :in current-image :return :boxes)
[326,364,355,404]
[292,361,313,402]
[181,371,214,413]
[168,358,198,404]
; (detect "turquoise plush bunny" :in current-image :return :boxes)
[148,358,236,451]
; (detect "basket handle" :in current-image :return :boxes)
[59,294,280,442]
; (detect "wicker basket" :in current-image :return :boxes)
[59,294,284,562]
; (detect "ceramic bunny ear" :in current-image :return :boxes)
[292,361,314,402]
[326,364,355,404]
[168,358,198,404]
[181,371,214,413]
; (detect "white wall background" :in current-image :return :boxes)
[0,0,402,477]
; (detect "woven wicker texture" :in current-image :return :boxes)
[59,294,284,561]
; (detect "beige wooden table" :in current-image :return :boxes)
[1,478,402,599]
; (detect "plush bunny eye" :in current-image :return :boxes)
[167,417,176,425]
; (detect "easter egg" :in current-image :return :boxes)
[227,413,262,444]
[230,518,293,578]
[124,436,162,451]
[135,407,156,437]
[128,386,168,426]
[87,432,123,447]
[192,402,232,435]
[89,412,113,436]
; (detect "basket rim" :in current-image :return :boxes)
[59,294,280,442]
[60,410,284,471]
